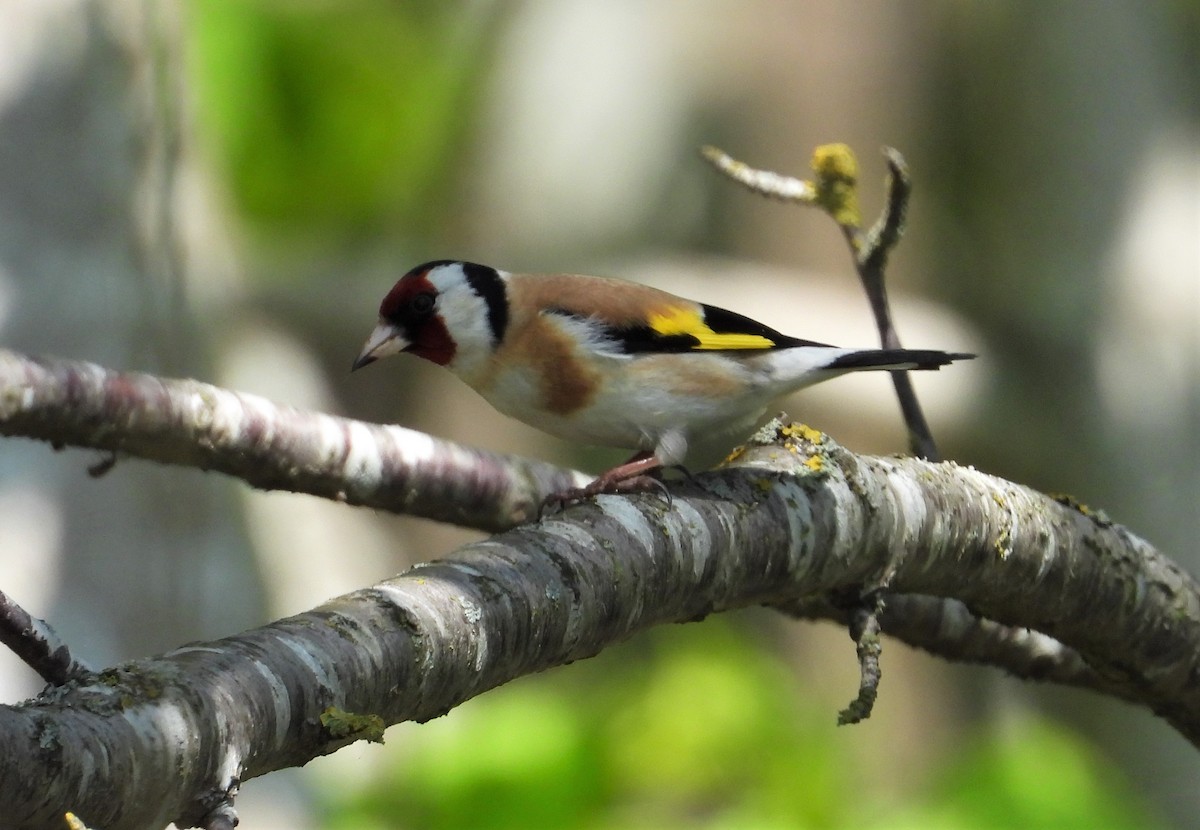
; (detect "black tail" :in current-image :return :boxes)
[825,349,975,372]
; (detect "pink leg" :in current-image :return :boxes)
[541,451,666,515]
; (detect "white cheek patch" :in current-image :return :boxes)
[437,289,492,349]
[426,265,496,377]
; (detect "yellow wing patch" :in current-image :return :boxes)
[647,306,776,350]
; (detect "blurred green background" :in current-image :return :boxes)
[0,1,1196,827]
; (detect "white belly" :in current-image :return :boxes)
[472,352,774,465]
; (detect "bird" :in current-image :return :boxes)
[352,260,972,504]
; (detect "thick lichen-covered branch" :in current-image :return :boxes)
[3,422,1198,828]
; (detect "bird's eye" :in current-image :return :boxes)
[410,292,435,314]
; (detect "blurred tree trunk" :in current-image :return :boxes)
[924,2,1200,823]
[0,2,262,690]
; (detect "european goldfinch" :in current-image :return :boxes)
[353,260,971,500]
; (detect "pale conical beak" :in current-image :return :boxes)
[352,322,408,371]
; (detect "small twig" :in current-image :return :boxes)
[87,450,118,477]
[700,146,816,203]
[848,149,940,461]
[0,587,90,685]
[860,147,912,274]
[836,591,885,725]
[702,143,943,460]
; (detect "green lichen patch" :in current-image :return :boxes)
[321,706,386,744]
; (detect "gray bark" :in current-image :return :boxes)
[0,359,1195,828]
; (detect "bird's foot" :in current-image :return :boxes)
[539,452,670,517]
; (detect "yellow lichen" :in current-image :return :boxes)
[1049,492,1112,527]
[779,423,825,444]
[1050,492,1090,515]
[994,534,1011,559]
[799,424,825,443]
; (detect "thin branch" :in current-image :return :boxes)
[0,349,589,533]
[700,145,816,203]
[860,146,912,274]
[701,144,944,460]
[846,148,941,461]
[0,587,90,685]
